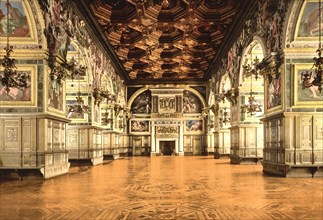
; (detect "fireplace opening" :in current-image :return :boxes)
[159,141,175,156]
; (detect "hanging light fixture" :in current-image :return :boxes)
[219,107,230,126]
[242,53,262,80]
[312,0,323,92]
[67,52,89,118]
[1,0,29,93]
[219,91,230,126]
[240,74,262,116]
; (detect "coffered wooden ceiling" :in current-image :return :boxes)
[75,0,256,84]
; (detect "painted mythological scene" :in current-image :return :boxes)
[297,69,322,101]
[297,1,323,37]
[183,90,202,113]
[186,120,203,132]
[267,75,281,110]
[0,1,30,37]
[48,75,63,111]
[131,90,151,114]
[0,71,31,102]
[130,120,149,133]
[66,99,86,119]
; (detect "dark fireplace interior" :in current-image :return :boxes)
[159,141,175,156]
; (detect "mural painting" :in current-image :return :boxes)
[186,120,203,132]
[0,71,31,102]
[48,75,63,111]
[131,90,151,114]
[267,75,281,109]
[297,1,323,37]
[0,1,30,37]
[296,68,322,101]
[66,98,87,119]
[183,90,202,113]
[130,120,149,133]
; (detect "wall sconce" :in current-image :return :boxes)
[259,52,281,85]
[92,88,104,105]
[124,107,132,120]
[100,90,116,104]
[114,103,124,117]
[201,107,209,118]
[224,88,239,104]
[215,87,239,104]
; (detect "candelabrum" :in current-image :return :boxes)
[219,107,230,127]
[242,56,262,80]
[240,92,262,116]
[241,53,263,116]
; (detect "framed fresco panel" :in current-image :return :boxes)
[265,64,284,114]
[0,65,37,107]
[185,120,204,133]
[66,96,89,122]
[293,64,323,107]
[295,0,323,40]
[130,120,150,134]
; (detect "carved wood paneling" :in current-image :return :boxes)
[4,120,20,151]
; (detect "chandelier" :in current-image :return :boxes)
[219,107,230,125]
[1,0,29,93]
[100,91,116,127]
[67,53,89,118]
[242,55,262,80]
[312,0,323,92]
[240,74,262,116]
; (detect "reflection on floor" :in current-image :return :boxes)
[1,157,323,220]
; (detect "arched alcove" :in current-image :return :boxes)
[229,39,265,164]
[214,73,232,159]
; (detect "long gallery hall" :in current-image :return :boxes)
[0,0,322,219]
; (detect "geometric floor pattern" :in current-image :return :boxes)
[1,156,323,220]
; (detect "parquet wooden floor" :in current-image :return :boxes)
[0,156,322,220]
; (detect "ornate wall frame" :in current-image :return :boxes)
[293,63,323,107]
[0,64,37,107]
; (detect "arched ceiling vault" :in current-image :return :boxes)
[71,0,257,85]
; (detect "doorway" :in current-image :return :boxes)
[159,141,175,155]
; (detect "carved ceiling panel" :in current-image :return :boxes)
[89,0,246,83]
